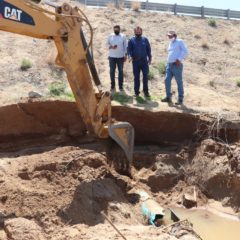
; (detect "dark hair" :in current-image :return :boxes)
[114,25,120,29]
[135,26,142,31]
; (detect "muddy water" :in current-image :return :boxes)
[172,207,240,240]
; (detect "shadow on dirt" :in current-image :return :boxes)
[57,176,140,226]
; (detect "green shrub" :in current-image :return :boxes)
[208,18,217,27]
[65,91,75,100]
[157,61,166,75]
[150,95,162,101]
[113,92,131,104]
[148,68,155,80]
[236,79,240,87]
[136,96,146,104]
[20,58,32,71]
[49,82,66,96]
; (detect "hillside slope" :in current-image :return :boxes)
[0,0,239,115]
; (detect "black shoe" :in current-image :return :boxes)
[161,97,172,103]
[175,100,183,105]
[144,93,150,98]
[134,92,140,97]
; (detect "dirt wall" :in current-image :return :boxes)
[0,101,239,146]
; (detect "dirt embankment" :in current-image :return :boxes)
[0,100,239,147]
[0,101,239,239]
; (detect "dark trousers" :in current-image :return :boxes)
[109,57,124,90]
[132,59,149,95]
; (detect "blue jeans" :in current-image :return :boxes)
[109,57,124,90]
[132,59,149,95]
[165,63,184,101]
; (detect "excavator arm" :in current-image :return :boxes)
[0,0,134,164]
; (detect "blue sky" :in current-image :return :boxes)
[150,0,240,11]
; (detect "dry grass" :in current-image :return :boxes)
[208,18,217,27]
[194,34,201,39]
[209,80,215,88]
[107,1,125,9]
[106,2,115,9]
[201,42,209,49]
[131,1,141,12]
[44,47,56,66]
[223,38,231,45]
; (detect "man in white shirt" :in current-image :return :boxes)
[107,25,128,93]
[161,31,188,105]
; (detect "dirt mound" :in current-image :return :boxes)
[0,144,200,239]
[0,146,136,237]
[0,101,239,239]
[133,148,184,192]
[4,217,45,240]
[186,139,240,210]
[0,138,237,239]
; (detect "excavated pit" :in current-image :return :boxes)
[0,100,239,239]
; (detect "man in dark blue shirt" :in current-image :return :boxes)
[128,27,152,97]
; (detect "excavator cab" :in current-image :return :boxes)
[0,0,134,170]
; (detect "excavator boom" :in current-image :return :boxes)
[0,0,134,168]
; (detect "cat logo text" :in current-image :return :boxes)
[4,6,22,21]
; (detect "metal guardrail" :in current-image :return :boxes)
[77,0,240,20]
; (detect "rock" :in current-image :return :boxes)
[183,193,197,208]
[0,195,7,204]
[28,91,42,98]
[222,197,230,207]
[182,187,197,208]
[4,218,45,240]
[145,165,180,192]
[137,153,183,192]
[18,171,31,180]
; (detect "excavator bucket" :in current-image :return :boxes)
[108,122,135,164]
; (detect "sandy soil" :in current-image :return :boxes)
[0,142,201,240]
[0,0,239,116]
[0,101,239,239]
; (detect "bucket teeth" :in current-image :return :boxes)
[108,122,135,164]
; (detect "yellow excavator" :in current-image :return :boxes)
[0,0,134,169]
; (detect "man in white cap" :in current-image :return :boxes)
[161,30,188,105]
